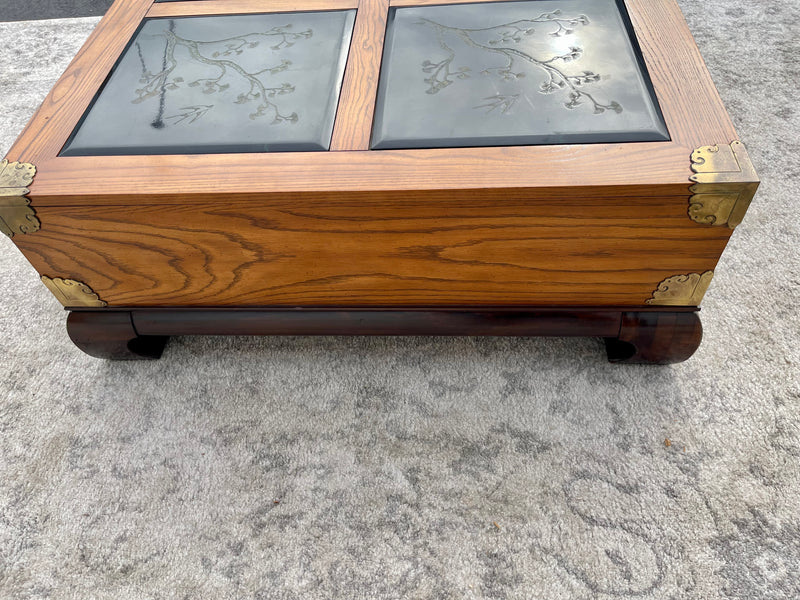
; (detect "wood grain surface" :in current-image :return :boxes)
[330,0,389,150]
[626,0,737,148]
[16,196,730,307]
[27,142,692,206]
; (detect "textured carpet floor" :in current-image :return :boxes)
[1,2,799,599]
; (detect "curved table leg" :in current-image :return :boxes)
[605,311,703,365]
[67,311,168,360]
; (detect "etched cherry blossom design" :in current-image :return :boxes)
[418,10,623,115]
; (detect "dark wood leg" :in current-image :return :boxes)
[605,311,703,365]
[66,311,168,360]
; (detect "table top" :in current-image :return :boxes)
[61,0,669,156]
[5,0,746,203]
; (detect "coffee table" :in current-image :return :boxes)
[2,0,759,362]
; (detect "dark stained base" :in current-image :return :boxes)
[67,311,168,360]
[65,307,702,364]
[605,311,702,365]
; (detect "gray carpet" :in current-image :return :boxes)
[1,2,799,599]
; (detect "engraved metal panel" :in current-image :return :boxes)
[372,0,669,149]
[61,11,356,155]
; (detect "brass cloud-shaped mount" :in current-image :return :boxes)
[0,159,39,238]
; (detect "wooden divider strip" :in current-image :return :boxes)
[329,0,390,150]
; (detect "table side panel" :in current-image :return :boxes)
[15,197,731,307]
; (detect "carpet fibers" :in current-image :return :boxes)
[1,2,799,599]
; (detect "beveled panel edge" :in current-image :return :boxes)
[646,271,714,306]
[688,141,759,229]
[41,276,109,308]
[0,159,40,238]
[146,0,359,17]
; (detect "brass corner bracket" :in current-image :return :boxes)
[41,276,108,308]
[0,159,40,238]
[689,141,759,229]
[646,271,714,306]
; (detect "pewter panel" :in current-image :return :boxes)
[62,11,355,155]
[372,0,669,149]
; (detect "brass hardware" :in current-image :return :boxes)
[0,159,39,238]
[41,276,108,308]
[646,271,714,306]
[689,141,759,228]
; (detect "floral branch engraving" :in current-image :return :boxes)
[418,10,622,115]
[133,25,312,125]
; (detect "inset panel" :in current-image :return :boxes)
[62,10,356,155]
[372,0,668,149]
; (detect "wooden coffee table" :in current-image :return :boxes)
[2,0,758,363]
